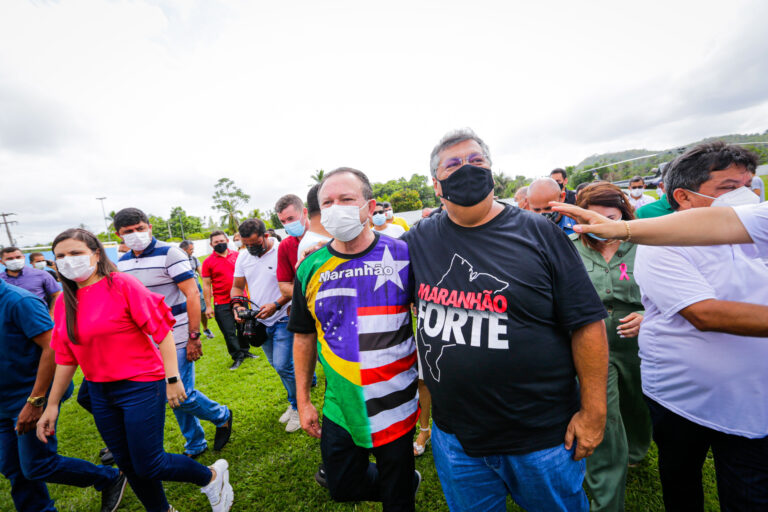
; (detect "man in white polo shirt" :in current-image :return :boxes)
[634,142,768,512]
[230,218,299,433]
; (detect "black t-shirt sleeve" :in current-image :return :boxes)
[287,277,316,334]
[545,223,607,331]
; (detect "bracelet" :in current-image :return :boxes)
[621,221,632,241]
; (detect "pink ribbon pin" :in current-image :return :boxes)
[619,263,630,281]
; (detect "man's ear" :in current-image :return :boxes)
[672,188,691,209]
[433,178,442,198]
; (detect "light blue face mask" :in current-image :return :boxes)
[586,232,608,241]
[284,218,305,238]
[372,213,387,226]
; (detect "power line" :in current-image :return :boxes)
[0,212,18,246]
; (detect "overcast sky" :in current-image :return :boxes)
[2,0,767,245]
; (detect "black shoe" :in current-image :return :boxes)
[184,446,208,459]
[229,358,243,370]
[101,472,127,512]
[314,464,327,488]
[214,410,233,451]
[99,447,115,466]
[243,352,259,359]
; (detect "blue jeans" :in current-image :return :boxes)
[172,347,230,456]
[262,319,297,409]
[88,379,212,512]
[431,423,588,512]
[0,408,119,511]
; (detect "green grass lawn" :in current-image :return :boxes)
[0,322,722,511]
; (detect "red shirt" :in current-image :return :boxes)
[201,250,239,305]
[276,235,300,283]
[50,273,173,382]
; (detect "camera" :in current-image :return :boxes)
[231,296,268,347]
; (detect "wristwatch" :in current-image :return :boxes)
[27,396,46,408]
[167,376,179,384]
[189,331,201,341]
[273,301,282,310]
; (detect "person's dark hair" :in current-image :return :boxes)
[307,184,321,218]
[51,228,117,344]
[664,141,758,210]
[381,201,392,209]
[319,167,374,201]
[179,240,193,250]
[629,176,645,185]
[574,182,591,198]
[275,194,304,215]
[1,246,21,257]
[550,168,567,180]
[113,208,149,231]
[267,228,282,242]
[29,252,44,261]
[209,230,227,241]
[238,218,266,238]
[576,183,636,251]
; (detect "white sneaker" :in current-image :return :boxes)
[278,405,292,424]
[201,459,233,512]
[285,408,301,433]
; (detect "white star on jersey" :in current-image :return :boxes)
[364,245,409,291]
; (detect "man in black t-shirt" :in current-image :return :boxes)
[401,129,608,512]
[550,168,577,204]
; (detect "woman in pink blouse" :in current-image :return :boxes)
[35,229,233,512]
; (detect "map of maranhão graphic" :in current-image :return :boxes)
[417,254,509,381]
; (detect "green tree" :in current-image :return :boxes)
[493,171,512,197]
[212,178,251,233]
[148,214,170,240]
[168,207,202,240]
[389,189,422,212]
[310,169,325,184]
[267,210,283,230]
[247,209,265,221]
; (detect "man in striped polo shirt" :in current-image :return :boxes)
[290,168,421,512]
[114,208,233,459]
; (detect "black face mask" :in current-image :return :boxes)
[213,242,228,254]
[541,211,562,224]
[247,243,266,257]
[557,182,564,190]
[438,164,495,207]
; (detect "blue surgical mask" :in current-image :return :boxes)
[586,232,608,241]
[284,219,305,238]
[372,213,386,226]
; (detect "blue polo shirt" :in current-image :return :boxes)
[0,280,55,418]
[556,213,577,235]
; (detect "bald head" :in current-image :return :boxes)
[527,178,565,213]
[514,186,529,210]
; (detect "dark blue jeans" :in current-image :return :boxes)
[0,409,119,511]
[87,379,212,512]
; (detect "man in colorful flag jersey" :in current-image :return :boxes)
[289,167,421,512]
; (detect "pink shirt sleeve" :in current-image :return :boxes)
[50,295,78,366]
[118,274,176,342]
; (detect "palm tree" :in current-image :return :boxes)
[218,200,243,233]
[310,169,325,184]
[493,171,512,197]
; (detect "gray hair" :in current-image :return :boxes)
[429,128,492,178]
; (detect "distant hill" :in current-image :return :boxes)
[570,130,768,186]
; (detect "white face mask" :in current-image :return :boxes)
[629,188,644,198]
[4,259,25,272]
[321,202,369,242]
[33,261,47,270]
[234,240,243,249]
[57,254,96,282]
[122,231,152,252]
[688,186,760,208]
[384,210,394,220]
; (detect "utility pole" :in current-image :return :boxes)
[167,220,173,240]
[96,197,111,241]
[0,213,18,246]
[177,211,186,240]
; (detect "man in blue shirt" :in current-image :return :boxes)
[0,280,126,512]
[528,178,578,234]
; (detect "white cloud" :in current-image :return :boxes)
[1,0,767,244]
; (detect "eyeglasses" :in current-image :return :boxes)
[439,153,490,173]
[629,185,644,190]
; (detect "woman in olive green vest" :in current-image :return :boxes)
[570,183,652,512]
